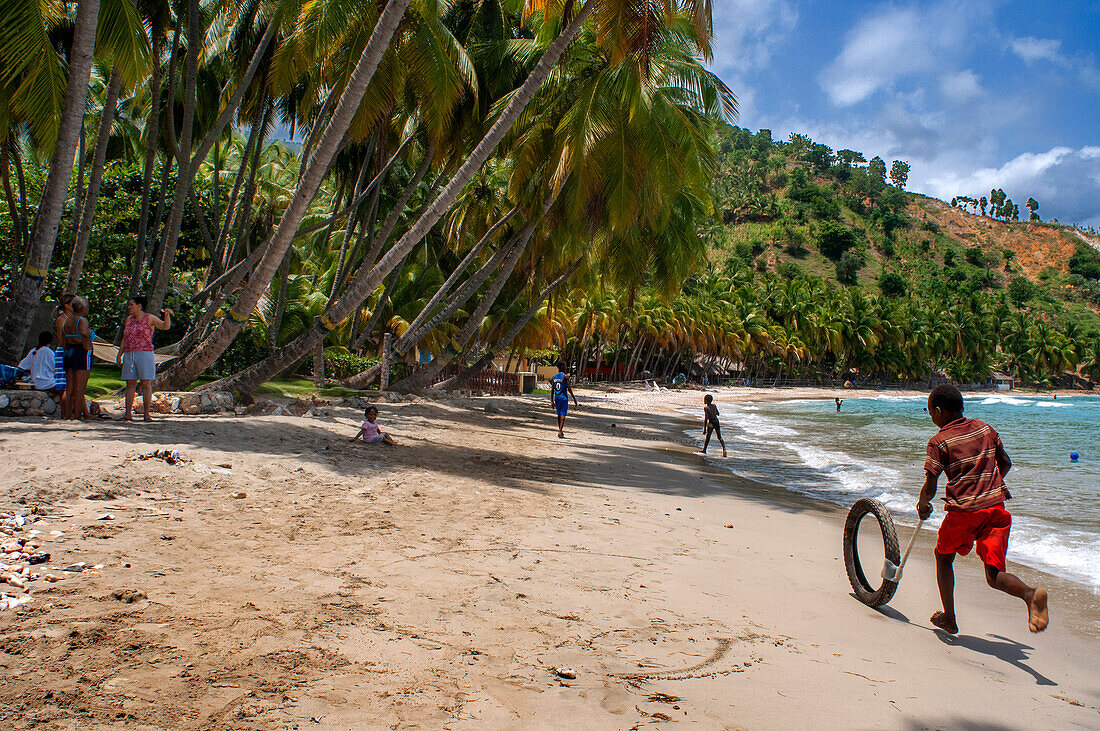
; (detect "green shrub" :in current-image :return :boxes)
[1008,276,1037,306]
[817,221,859,260]
[965,246,985,266]
[1068,243,1100,280]
[836,251,862,285]
[878,271,907,297]
[323,347,379,379]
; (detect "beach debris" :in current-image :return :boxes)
[139,449,190,465]
[110,588,147,603]
[724,524,734,529]
[0,594,33,611]
[552,667,577,680]
[230,491,247,499]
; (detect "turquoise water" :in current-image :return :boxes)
[688,394,1100,590]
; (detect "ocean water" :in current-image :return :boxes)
[684,394,1100,590]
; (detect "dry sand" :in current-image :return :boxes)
[0,386,1097,729]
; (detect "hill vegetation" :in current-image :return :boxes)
[0,0,1096,394]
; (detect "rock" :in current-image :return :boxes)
[403,394,420,403]
[553,667,577,680]
[250,399,278,415]
[234,406,248,415]
[284,399,311,416]
[484,401,501,414]
[97,513,114,521]
[41,398,56,415]
[230,491,247,499]
[0,395,8,409]
[62,562,86,573]
[43,573,61,583]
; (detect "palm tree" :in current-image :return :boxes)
[0,0,101,362]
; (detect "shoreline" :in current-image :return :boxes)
[1,386,1097,727]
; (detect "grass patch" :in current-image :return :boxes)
[84,365,359,400]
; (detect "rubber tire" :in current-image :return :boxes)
[843,498,901,607]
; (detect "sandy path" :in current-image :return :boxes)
[0,388,1097,729]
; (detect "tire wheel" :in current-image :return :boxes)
[843,498,901,607]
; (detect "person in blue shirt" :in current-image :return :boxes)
[550,361,577,439]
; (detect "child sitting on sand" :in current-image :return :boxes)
[701,394,726,457]
[917,384,1047,634]
[351,406,397,446]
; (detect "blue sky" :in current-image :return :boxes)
[707,0,1100,227]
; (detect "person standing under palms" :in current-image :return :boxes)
[117,296,171,421]
[54,296,73,418]
[61,297,93,420]
[550,361,577,439]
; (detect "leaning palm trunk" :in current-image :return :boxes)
[157,0,414,391]
[387,224,532,393]
[201,143,433,395]
[267,250,292,352]
[438,259,581,390]
[165,0,594,390]
[148,20,278,311]
[0,0,101,361]
[343,215,524,389]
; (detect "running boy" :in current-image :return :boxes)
[702,394,726,457]
[351,406,397,446]
[917,384,1048,634]
[550,361,577,439]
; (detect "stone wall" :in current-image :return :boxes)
[0,390,234,418]
[0,390,59,417]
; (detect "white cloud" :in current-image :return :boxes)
[709,0,797,74]
[917,146,1100,226]
[939,70,983,103]
[1010,37,1063,64]
[819,4,970,106]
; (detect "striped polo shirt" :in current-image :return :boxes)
[925,417,1012,512]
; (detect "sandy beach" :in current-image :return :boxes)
[1,386,1097,729]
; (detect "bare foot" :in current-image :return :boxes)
[143,415,153,422]
[558,432,564,439]
[930,610,958,634]
[722,449,727,457]
[1027,588,1048,633]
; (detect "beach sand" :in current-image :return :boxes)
[0,387,1096,729]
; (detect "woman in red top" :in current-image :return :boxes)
[117,296,171,421]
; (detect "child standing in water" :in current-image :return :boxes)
[701,394,726,457]
[917,384,1048,634]
[351,406,397,446]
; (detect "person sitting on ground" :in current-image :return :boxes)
[351,406,397,446]
[117,296,172,422]
[917,384,1048,635]
[61,296,93,420]
[18,332,61,394]
[550,361,578,439]
[701,394,727,457]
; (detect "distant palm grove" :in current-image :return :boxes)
[1,0,1098,394]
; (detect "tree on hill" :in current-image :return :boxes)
[980,196,988,216]
[817,221,859,260]
[990,188,1007,219]
[868,156,887,185]
[889,160,910,189]
[1026,197,1040,221]
[835,250,862,285]
[837,149,866,167]
[878,271,907,297]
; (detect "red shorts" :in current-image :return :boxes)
[935,504,1011,572]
